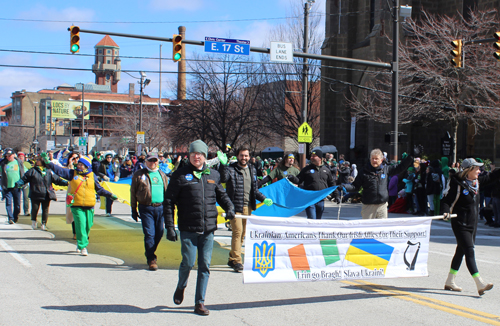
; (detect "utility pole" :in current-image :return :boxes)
[300,0,313,168]
[390,0,400,161]
[139,71,145,132]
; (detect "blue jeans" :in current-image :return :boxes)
[305,200,325,219]
[4,188,21,222]
[492,197,500,226]
[138,204,164,262]
[105,197,114,214]
[177,231,214,305]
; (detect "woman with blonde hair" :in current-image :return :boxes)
[442,158,500,295]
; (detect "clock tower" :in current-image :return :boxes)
[92,35,121,93]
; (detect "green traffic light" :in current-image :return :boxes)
[174,53,181,61]
[71,44,80,53]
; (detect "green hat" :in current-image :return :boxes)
[189,139,208,157]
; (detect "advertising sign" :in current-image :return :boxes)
[51,101,90,120]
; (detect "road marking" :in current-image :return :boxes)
[0,240,31,267]
[344,280,500,325]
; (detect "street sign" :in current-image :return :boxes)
[298,143,305,154]
[78,137,87,146]
[298,122,313,143]
[204,37,250,56]
[33,139,39,144]
[270,42,293,62]
[0,121,8,127]
[137,131,145,144]
[78,146,87,154]
[46,140,55,150]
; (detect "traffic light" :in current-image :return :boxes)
[450,39,462,68]
[493,32,500,61]
[172,34,182,62]
[69,25,80,54]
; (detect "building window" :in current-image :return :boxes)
[107,50,111,54]
[106,74,111,80]
[115,50,118,55]
[99,49,102,54]
[107,60,110,64]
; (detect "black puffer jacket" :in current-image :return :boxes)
[344,155,413,205]
[164,163,234,233]
[442,169,500,232]
[20,166,68,201]
[219,162,266,213]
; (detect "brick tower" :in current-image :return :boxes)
[92,35,121,93]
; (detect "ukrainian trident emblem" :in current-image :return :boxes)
[253,241,276,277]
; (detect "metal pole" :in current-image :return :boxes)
[159,44,162,118]
[49,103,52,141]
[390,0,400,161]
[300,1,310,169]
[139,75,143,132]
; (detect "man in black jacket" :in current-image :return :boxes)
[0,148,25,224]
[288,149,336,219]
[164,139,234,316]
[219,146,272,272]
[344,146,421,219]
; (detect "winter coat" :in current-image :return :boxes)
[425,166,442,196]
[164,163,234,233]
[344,155,413,205]
[442,169,500,232]
[20,166,68,201]
[289,163,336,191]
[338,166,351,184]
[219,162,266,213]
[130,168,168,210]
[120,163,134,178]
[403,173,415,193]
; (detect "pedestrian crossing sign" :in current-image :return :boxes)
[298,122,313,143]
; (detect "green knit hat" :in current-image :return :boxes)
[189,139,208,157]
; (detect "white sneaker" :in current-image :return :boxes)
[41,224,47,231]
[31,221,37,229]
[81,248,88,256]
[105,213,111,217]
[76,247,81,254]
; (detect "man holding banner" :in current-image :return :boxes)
[218,146,273,273]
[344,146,422,219]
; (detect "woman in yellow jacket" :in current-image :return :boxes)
[42,153,117,256]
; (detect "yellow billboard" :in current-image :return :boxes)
[51,101,90,120]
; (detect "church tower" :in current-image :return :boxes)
[92,35,121,93]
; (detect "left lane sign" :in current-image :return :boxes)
[204,37,250,55]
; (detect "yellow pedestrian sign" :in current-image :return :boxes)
[298,122,313,143]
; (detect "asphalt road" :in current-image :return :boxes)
[1,191,500,325]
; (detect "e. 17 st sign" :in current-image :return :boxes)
[204,37,250,55]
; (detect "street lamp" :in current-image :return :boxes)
[139,71,151,132]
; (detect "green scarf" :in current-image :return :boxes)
[193,168,210,179]
[38,166,47,177]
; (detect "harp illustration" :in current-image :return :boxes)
[403,241,421,271]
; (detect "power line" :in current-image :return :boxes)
[0,16,302,24]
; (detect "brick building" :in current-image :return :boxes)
[321,0,500,164]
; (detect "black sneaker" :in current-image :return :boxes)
[233,263,244,272]
[228,260,235,268]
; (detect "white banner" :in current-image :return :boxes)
[243,216,431,284]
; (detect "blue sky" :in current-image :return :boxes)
[0,0,325,105]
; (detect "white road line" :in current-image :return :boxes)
[0,240,31,267]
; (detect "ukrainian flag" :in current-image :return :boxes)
[345,239,394,272]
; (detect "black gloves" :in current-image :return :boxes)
[166,227,178,242]
[225,210,235,221]
[413,144,424,157]
[131,210,139,222]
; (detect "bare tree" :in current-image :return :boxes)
[170,53,267,151]
[2,126,34,153]
[346,9,500,161]
[256,0,323,143]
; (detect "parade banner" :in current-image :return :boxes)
[244,216,431,284]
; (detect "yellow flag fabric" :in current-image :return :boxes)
[101,181,131,206]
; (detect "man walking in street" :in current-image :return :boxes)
[288,149,337,219]
[1,149,26,224]
[344,146,422,219]
[165,139,234,316]
[17,152,31,216]
[130,153,168,271]
[218,146,273,272]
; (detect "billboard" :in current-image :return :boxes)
[51,100,90,120]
